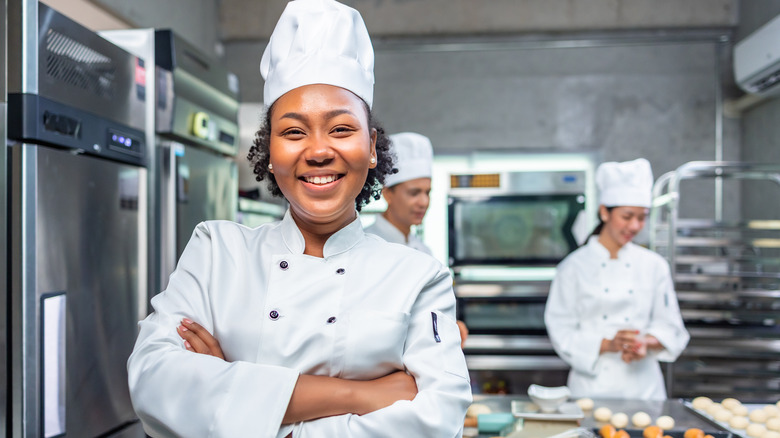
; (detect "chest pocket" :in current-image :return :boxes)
[343,310,409,379]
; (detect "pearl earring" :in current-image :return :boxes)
[369,157,376,164]
[268,163,273,171]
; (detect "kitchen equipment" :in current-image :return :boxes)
[101,29,239,293]
[0,0,7,432]
[527,384,572,413]
[512,401,584,421]
[7,2,147,436]
[650,161,780,401]
[450,169,592,394]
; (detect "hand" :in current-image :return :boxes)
[177,318,225,360]
[457,320,469,349]
[602,329,639,354]
[351,370,418,415]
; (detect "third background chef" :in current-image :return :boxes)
[544,158,690,400]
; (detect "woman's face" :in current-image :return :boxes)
[268,84,377,228]
[601,205,648,247]
[383,177,431,229]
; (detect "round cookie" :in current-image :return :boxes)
[767,417,780,432]
[611,412,629,429]
[692,397,713,410]
[733,405,750,417]
[656,415,675,430]
[632,411,652,428]
[752,410,770,424]
[764,405,780,418]
[747,424,767,438]
[706,403,723,415]
[595,407,613,422]
[763,431,780,438]
[730,416,749,429]
[577,398,595,411]
[722,398,742,410]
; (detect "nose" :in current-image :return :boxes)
[304,133,335,166]
[629,217,644,232]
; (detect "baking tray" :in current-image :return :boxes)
[511,400,585,421]
[681,399,774,438]
[591,428,734,438]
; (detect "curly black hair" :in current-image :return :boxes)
[247,101,396,211]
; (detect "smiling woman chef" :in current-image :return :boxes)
[544,158,689,400]
[126,0,472,436]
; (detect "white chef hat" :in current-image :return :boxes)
[596,158,654,208]
[260,0,375,108]
[384,132,434,187]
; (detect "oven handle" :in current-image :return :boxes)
[465,355,569,371]
[463,334,554,351]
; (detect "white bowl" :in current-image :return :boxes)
[527,384,571,413]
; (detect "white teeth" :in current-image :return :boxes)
[305,175,336,185]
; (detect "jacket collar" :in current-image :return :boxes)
[370,214,408,245]
[280,208,364,258]
[586,234,634,260]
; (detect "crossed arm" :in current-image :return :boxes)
[177,318,418,424]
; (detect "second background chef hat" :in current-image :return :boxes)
[596,158,654,208]
[384,132,434,188]
[260,0,375,108]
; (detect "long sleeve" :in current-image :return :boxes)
[544,259,603,377]
[127,222,299,438]
[645,258,690,362]
[291,266,472,438]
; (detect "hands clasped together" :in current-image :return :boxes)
[602,329,663,363]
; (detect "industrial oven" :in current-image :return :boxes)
[448,170,590,394]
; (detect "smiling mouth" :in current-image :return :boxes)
[301,174,343,185]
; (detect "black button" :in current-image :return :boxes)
[279,260,289,270]
[336,268,346,275]
[269,310,280,320]
[327,316,337,324]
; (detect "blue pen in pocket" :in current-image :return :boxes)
[431,312,441,343]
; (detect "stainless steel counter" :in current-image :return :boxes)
[469,396,727,435]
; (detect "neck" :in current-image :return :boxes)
[291,209,356,257]
[382,211,411,242]
[597,233,623,259]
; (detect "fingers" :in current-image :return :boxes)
[177,318,226,360]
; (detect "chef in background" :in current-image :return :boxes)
[365,132,434,255]
[365,132,469,347]
[544,158,689,400]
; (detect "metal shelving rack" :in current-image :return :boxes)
[650,161,780,401]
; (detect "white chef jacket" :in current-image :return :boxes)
[364,214,433,255]
[128,210,471,438]
[544,236,689,400]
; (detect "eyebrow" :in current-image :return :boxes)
[278,109,357,122]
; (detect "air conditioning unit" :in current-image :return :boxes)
[734,14,780,96]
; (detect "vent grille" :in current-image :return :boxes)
[44,29,116,99]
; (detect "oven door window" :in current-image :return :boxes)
[460,298,548,335]
[448,194,584,266]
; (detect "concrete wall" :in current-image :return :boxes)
[737,1,780,220]
[220,0,737,40]
[227,36,740,221]
[88,0,222,57]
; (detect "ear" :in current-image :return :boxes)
[368,128,378,169]
[599,205,609,222]
[382,186,394,206]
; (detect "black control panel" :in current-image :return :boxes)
[8,93,147,167]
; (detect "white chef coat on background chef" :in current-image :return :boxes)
[364,214,433,256]
[544,236,689,400]
[128,210,472,437]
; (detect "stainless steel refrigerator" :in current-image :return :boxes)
[155,30,239,287]
[101,29,239,293]
[7,2,147,436]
